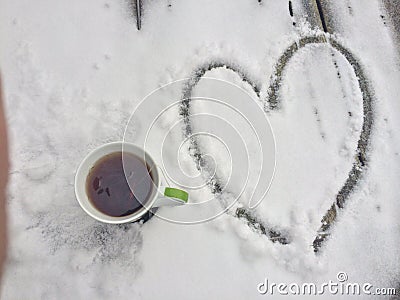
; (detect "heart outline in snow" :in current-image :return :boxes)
[179,35,374,253]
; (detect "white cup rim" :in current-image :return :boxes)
[74,142,160,224]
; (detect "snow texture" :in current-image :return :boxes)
[0,0,399,299]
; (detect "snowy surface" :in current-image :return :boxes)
[0,0,400,299]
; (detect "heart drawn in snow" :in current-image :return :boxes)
[179,35,374,253]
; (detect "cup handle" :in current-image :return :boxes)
[152,187,189,207]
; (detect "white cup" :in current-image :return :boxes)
[75,142,188,224]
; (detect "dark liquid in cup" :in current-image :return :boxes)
[86,152,154,217]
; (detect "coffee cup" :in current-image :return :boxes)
[75,142,188,224]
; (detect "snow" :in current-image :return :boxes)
[0,0,399,299]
